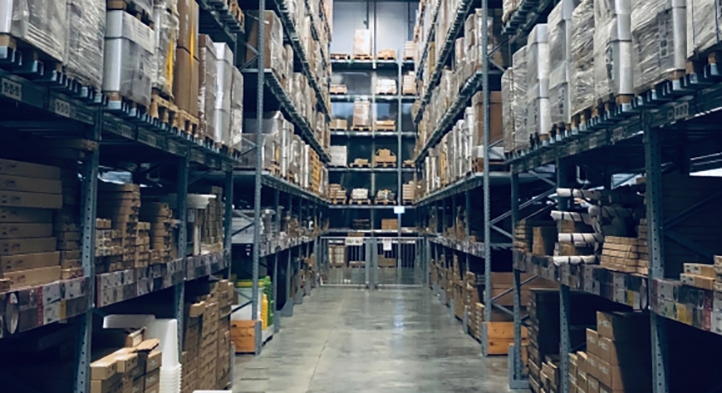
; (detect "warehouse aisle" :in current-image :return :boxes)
[233,288,516,393]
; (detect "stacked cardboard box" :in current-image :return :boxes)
[182,301,204,393]
[0,159,64,291]
[90,332,163,393]
[139,202,174,264]
[174,0,200,116]
[381,219,399,231]
[97,183,141,269]
[328,184,346,202]
[600,236,640,273]
[95,219,124,265]
[680,262,715,291]
[353,29,372,57]
[133,222,151,268]
[402,181,416,202]
[402,72,417,95]
[555,215,595,257]
[328,244,346,268]
[585,312,651,392]
[199,301,220,388]
[636,219,649,274]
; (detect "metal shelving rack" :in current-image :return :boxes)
[329,57,416,231]
[240,0,331,348]
[497,1,722,392]
[0,5,239,390]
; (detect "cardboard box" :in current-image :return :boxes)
[472,91,504,146]
[131,376,144,393]
[0,190,63,209]
[145,349,162,372]
[144,368,160,390]
[0,251,60,273]
[596,312,648,341]
[596,336,650,366]
[587,375,600,393]
[0,207,52,223]
[0,159,60,180]
[586,329,599,357]
[91,353,119,380]
[381,219,398,230]
[176,0,198,55]
[90,373,123,393]
[0,223,53,239]
[595,356,650,391]
[174,48,194,113]
[0,237,57,255]
[4,265,61,289]
[0,174,62,194]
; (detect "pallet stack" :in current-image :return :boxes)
[0,159,64,291]
[182,301,204,393]
[95,219,124,265]
[679,262,715,291]
[139,202,174,264]
[89,336,163,393]
[98,183,142,269]
[600,236,640,273]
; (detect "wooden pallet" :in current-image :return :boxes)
[351,125,371,131]
[349,161,371,168]
[402,160,415,168]
[374,161,396,168]
[105,91,148,116]
[591,94,633,119]
[376,91,397,96]
[473,159,506,173]
[402,199,414,206]
[106,0,155,26]
[330,84,348,95]
[570,107,592,129]
[374,121,396,131]
[549,122,569,139]
[330,198,347,205]
[353,54,373,61]
[377,55,396,61]
[375,199,395,205]
[350,198,371,205]
[174,109,199,135]
[148,92,178,125]
[331,53,350,60]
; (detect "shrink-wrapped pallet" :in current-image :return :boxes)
[503,0,519,23]
[687,0,722,58]
[570,0,595,116]
[66,0,105,89]
[329,146,348,167]
[353,29,372,57]
[230,67,244,149]
[151,7,178,96]
[548,1,578,126]
[593,0,633,100]
[527,25,551,139]
[466,8,509,74]
[280,121,294,177]
[502,68,515,153]
[512,47,529,151]
[199,35,218,140]
[246,11,284,78]
[631,0,686,94]
[352,100,371,128]
[103,10,155,107]
[0,0,67,63]
[241,112,284,170]
[375,78,397,95]
[213,43,234,145]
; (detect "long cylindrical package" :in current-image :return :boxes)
[632,0,686,94]
[687,0,722,58]
[230,67,244,150]
[66,0,105,90]
[570,0,595,116]
[103,11,155,107]
[151,7,179,96]
[512,47,529,151]
[593,0,633,99]
[0,0,67,63]
[199,35,218,139]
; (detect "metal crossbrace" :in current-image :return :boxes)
[665,230,715,260]
[491,275,539,302]
[491,187,556,225]
[529,169,556,186]
[491,224,514,240]
[189,169,214,185]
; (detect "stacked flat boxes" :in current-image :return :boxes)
[199,301,220,389]
[97,183,141,269]
[528,289,561,392]
[181,301,204,393]
[95,219,123,267]
[139,202,174,264]
[0,159,63,291]
[215,281,233,389]
[89,339,163,393]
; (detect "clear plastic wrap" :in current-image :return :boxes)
[512,47,529,151]
[593,0,633,99]
[151,7,179,96]
[353,29,371,56]
[352,100,371,127]
[375,77,397,95]
[632,0,686,94]
[241,112,284,170]
[402,72,417,95]
[103,10,155,107]
[503,0,519,23]
[199,35,218,138]
[230,67,244,149]
[0,0,67,63]
[329,145,347,167]
[213,42,233,144]
[502,68,515,153]
[66,0,105,89]
[570,0,595,116]
[687,0,721,58]
[548,1,575,125]
[246,11,284,77]
[527,24,550,100]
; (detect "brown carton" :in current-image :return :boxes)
[0,159,60,179]
[0,207,52,223]
[0,174,62,194]
[0,237,57,255]
[0,190,62,209]
[174,48,194,113]
[4,266,61,289]
[0,251,60,273]
[472,91,504,145]
[586,329,599,357]
[177,0,198,55]
[596,312,649,342]
[0,223,53,239]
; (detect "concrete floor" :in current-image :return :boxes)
[233,287,519,393]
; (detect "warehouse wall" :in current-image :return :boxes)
[331,0,417,54]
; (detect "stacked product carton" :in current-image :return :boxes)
[569,0,595,119]
[213,43,235,146]
[0,0,67,63]
[174,0,199,115]
[512,47,529,152]
[527,24,551,141]
[593,0,633,102]
[246,11,285,82]
[199,35,219,141]
[547,0,577,129]
[66,0,105,90]
[151,3,179,97]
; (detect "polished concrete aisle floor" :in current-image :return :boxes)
[233,288,519,393]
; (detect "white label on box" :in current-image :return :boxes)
[345,237,363,246]
[393,206,406,214]
[43,302,61,324]
[382,238,392,251]
[42,282,61,305]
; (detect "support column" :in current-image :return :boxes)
[557,159,571,393]
[175,154,190,362]
[509,172,528,389]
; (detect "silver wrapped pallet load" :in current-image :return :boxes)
[527,24,551,143]
[280,123,294,177]
[593,0,633,104]
[151,5,179,97]
[502,68,515,154]
[570,0,595,120]
[548,0,579,130]
[512,47,529,152]
[687,0,722,59]
[66,0,105,90]
[631,0,686,94]
[199,35,218,142]
[0,0,67,63]
[229,67,244,152]
[241,112,284,171]
[103,10,155,107]
[213,42,234,147]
